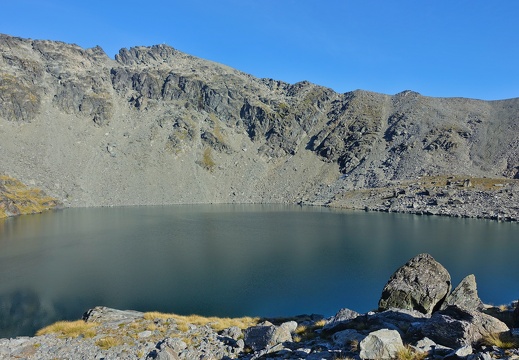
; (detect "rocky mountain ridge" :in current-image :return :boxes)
[1,33,518,219]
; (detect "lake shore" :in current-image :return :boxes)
[326,176,519,223]
[2,173,518,223]
[1,254,518,360]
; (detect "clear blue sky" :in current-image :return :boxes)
[2,0,518,100]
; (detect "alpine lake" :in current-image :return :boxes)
[0,204,517,337]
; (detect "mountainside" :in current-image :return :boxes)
[1,33,518,218]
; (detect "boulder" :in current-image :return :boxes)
[323,308,360,332]
[82,306,143,325]
[420,305,509,348]
[359,329,404,360]
[220,326,243,340]
[441,274,483,311]
[323,308,428,337]
[243,321,294,351]
[378,253,451,315]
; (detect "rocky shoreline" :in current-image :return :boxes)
[1,254,518,360]
[2,172,517,223]
[327,176,519,223]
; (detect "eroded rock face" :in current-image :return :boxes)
[420,305,509,348]
[378,253,451,315]
[440,274,483,311]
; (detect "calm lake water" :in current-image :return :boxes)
[0,205,517,337]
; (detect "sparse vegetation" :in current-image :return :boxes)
[395,344,428,360]
[348,339,359,352]
[0,175,59,218]
[201,147,216,171]
[95,336,123,350]
[292,319,326,342]
[36,320,98,339]
[143,311,259,331]
[480,332,519,349]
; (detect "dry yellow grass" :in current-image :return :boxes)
[36,320,98,339]
[0,175,59,218]
[95,336,123,350]
[143,312,259,332]
[314,319,327,328]
[395,345,428,360]
[201,147,216,171]
[480,332,518,349]
[409,175,515,191]
[292,319,326,342]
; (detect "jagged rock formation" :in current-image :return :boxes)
[441,274,483,311]
[1,33,518,220]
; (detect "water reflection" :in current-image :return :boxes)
[0,289,92,338]
[0,205,518,337]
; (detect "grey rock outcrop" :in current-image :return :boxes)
[243,321,295,351]
[378,253,452,314]
[441,274,483,311]
[322,308,360,332]
[83,306,144,324]
[359,329,404,360]
[420,305,510,348]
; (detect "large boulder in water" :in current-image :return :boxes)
[378,253,451,315]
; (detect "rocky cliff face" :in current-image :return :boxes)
[1,33,518,210]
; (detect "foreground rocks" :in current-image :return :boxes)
[1,253,518,359]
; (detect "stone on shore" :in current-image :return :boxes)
[420,305,510,348]
[359,329,404,360]
[440,274,483,311]
[243,321,295,351]
[378,253,452,315]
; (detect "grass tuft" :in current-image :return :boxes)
[395,345,427,360]
[480,332,518,349]
[95,336,123,350]
[202,147,216,171]
[143,312,259,332]
[0,175,59,218]
[36,320,98,339]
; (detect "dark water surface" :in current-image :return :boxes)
[0,205,517,337]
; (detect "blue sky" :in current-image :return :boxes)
[2,0,518,100]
